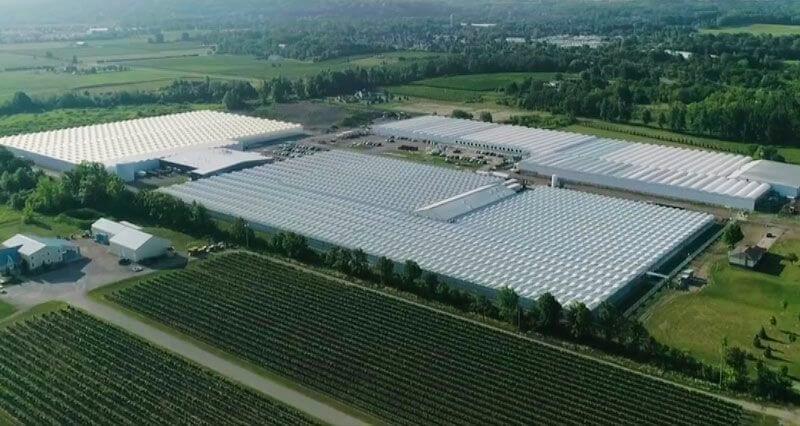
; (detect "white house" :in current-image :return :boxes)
[91,219,170,262]
[1,234,81,272]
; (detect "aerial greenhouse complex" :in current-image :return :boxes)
[374,116,800,210]
[162,150,713,308]
[0,110,302,181]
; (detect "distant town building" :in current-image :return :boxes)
[2,235,81,272]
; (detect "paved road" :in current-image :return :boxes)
[66,295,370,426]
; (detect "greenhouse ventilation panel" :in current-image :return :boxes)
[161,150,714,309]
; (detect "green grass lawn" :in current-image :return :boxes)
[0,207,81,241]
[0,103,219,137]
[643,235,800,378]
[701,24,800,36]
[408,72,564,92]
[0,300,15,322]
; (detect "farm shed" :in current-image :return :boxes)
[1,235,80,272]
[92,219,170,262]
[0,111,303,181]
[161,150,714,309]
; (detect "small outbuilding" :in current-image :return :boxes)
[728,246,766,269]
[91,219,170,262]
[1,234,81,272]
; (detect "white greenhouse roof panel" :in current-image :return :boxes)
[0,110,302,173]
[161,150,714,309]
[520,141,771,211]
[376,116,779,210]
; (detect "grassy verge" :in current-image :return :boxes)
[0,300,67,328]
[0,300,15,322]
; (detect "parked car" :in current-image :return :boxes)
[118,258,132,266]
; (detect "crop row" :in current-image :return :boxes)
[0,307,320,425]
[109,252,745,425]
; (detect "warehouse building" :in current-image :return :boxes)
[162,150,714,309]
[374,116,800,210]
[0,111,303,181]
[1,234,81,272]
[92,219,170,262]
[731,160,800,199]
[160,147,273,179]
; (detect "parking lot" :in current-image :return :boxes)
[1,238,185,309]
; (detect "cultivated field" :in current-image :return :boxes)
[644,221,800,378]
[0,305,320,424]
[409,72,565,91]
[106,252,746,426]
[128,51,434,81]
[701,24,800,36]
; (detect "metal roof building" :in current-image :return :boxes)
[373,117,789,210]
[161,147,272,178]
[91,219,170,262]
[161,150,714,308]
[731,160,800,198]
[0,111,303,181]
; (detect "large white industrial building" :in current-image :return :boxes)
[0,110,303,181]
[162,150,714,308]
[374,116,800,210]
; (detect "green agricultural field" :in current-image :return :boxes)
[0,52,63,70]
[106,252,746,426]
[0,68,189,102]
[0,103,219,137]
[644,226,800,378]
[701,24,800,36]
[409,72,565,92]
[388,84,492,102]
[0,305,319,424]
[0,36,208,63]
[128,51,434,80]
